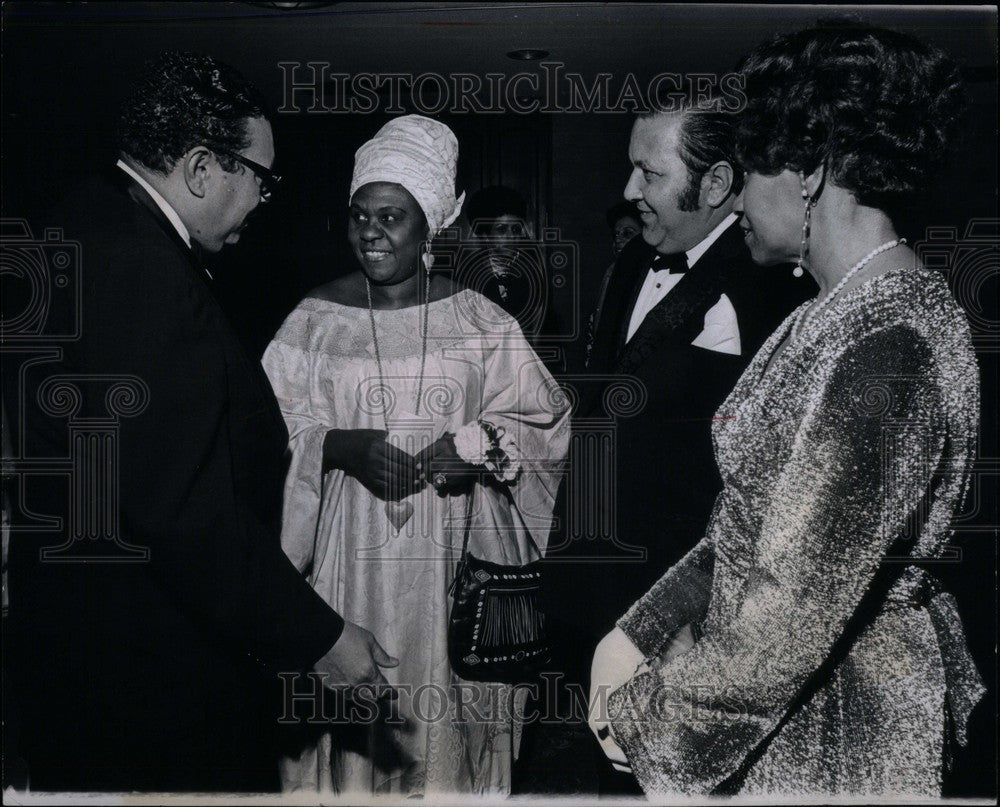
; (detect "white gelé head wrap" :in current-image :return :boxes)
[349,114,465,236]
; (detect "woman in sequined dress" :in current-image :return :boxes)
[589,23,985,797]
[263,116,569,796]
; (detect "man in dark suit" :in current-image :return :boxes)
[519,103,814,795]
[3,52,396,793]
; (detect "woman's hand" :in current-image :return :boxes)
[588,623,698,772]
[589,627,646,771]
[323,429,422,501]
[414,434,479,494]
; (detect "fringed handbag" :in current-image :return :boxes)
[447,494,550,684]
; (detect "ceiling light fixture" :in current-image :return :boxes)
[506,49,550,61]
[246,2,339,9]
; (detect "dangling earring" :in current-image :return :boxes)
[421,241,435,271]
[795,172,814,278]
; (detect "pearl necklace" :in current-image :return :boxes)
[365,269,431,427]
[793,238,906,341]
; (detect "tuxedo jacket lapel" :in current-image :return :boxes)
[616,249,657,353]
[613,222,744,375]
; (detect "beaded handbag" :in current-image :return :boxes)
[447,495,550,684]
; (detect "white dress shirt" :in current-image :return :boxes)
[625,213,741,355]
[116,159,192,249]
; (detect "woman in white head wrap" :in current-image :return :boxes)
[262,115,569,796]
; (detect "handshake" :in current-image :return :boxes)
[313,620,399,692]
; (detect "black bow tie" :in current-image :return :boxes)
[651,252,689,274]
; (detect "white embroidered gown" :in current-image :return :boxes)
[262,289,570,796]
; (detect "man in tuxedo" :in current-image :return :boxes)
[573,104,816,609]
[523,103,813,795]
[3,52,396,793]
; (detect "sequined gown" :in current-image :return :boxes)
[608,265,985,797]
[262,289,570,796]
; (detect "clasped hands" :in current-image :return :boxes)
[323,428,478,501]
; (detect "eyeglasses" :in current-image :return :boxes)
[215,148,282,202]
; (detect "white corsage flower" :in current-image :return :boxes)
[452,419,521,483]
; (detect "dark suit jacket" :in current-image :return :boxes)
[3,173,344,792]
[544,222,815,671]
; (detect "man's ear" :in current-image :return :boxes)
[702,160,735,208]
[182,147,213,199]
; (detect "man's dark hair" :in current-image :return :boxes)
[606,201,641,230]
[116,51,268,175]
[736,21,965,220]
[465,186,528,236]
[675,108,745,211]
[640,89,744,213]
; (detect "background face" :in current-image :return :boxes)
[480,215,529,243]
[479,214,531,271]
[611,215,641,255]
[348,181,427,286]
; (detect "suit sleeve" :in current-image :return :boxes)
[607,327,950,794]
[84,241,342,673]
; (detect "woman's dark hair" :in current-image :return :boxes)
[736,21,967,217]
[606,201,642,230]
[465,186,528,235]
[116,51,268,175]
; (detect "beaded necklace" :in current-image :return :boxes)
[365,268,431,426]
[793,238,906,341]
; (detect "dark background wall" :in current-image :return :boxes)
[2,2,997,796]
